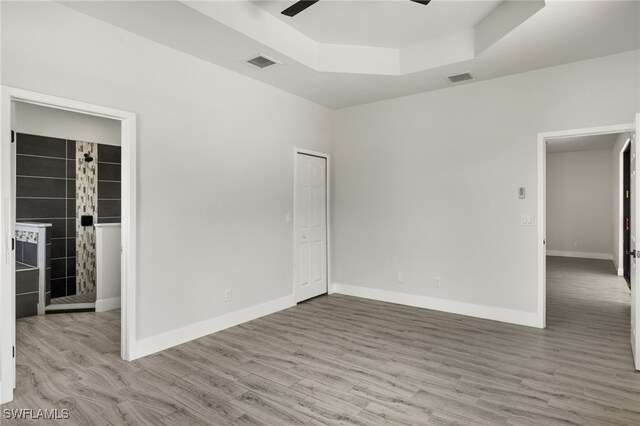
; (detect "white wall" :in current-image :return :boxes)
[332,50,639,322]
[612,132,631,273]
[546,148,613,259]
[1,2,332,350]
[14,102,121,146]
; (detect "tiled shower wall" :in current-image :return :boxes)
[16,133,76,298]
[16,133,121,299]
[75,142,121,294]
[76,141,98,294]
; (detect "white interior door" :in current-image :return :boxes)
[295,153,327,303]
[631,113,640,370]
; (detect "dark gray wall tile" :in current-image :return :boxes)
[17,198,66,219]
[67,179,76,199]
[67,160,76,179]
[98,200,120,218]
[51,258,65,280]
[66,219,76,237]
[67,140,76,159]
[17,155,66,178]
[45,292,51,305]
[16,293,38,318]
[22,242,37,267]
[66,238,76,258]
[17,133,66,158]
[97,217,121,224]
[98,163,121,181]
[67,199,76,218]
[66,277,76,296]
[46,268,51,292]
[98,181,121,199]
[51,239,65,259]
[98,144,121,163]
[17,177,66,198]
[16,269,39,294]
[51,279,66,298]
[15,240,24,263]
[66,257,76,277]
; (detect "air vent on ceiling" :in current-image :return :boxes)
[245,55,280,70]
[447,72,475,84]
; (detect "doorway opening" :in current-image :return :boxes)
[13,118,122,314]
[623,141,632,288]
[537,121,637,369]
[0,87,137,404]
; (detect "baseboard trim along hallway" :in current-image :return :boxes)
[546,250,614,261]
[332,283,540,328]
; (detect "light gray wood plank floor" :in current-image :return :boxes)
[2,256,638,425]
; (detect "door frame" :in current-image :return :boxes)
[620,137,632,279]
[0,86,138,404]
[536,122,635,329]
[292,148,331,303]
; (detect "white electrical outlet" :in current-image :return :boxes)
[520,215,534,226]
[434,276,441,288]
[224,289,231,302]
[397,272,404,283]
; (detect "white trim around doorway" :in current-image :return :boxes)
[536,122,634,329]
[0,86,137,404]
[616,137,632,276]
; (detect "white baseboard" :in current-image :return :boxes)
[331,283,540,328]
[546,250,613,260]
[133,295,295,359]
[96,297,121,313]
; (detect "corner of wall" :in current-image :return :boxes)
[131,295,296,359]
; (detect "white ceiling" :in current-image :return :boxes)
[546,133,625,154]
[60,1,640,109]
[252,1,501,48]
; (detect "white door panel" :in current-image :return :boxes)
[295,153,327,302]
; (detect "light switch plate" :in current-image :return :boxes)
[518,187,525,199]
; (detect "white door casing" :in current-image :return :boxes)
[631,113,640,370]
[294,152,328,303]
[0,86,137,404]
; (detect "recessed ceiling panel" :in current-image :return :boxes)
[252,0,502,48]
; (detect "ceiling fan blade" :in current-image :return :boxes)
[410,0,431,5]
[281,0,320,17]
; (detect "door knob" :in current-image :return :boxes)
[627,250,637,258]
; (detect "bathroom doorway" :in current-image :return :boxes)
[0,87,138,404]
[14,123,122,313]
